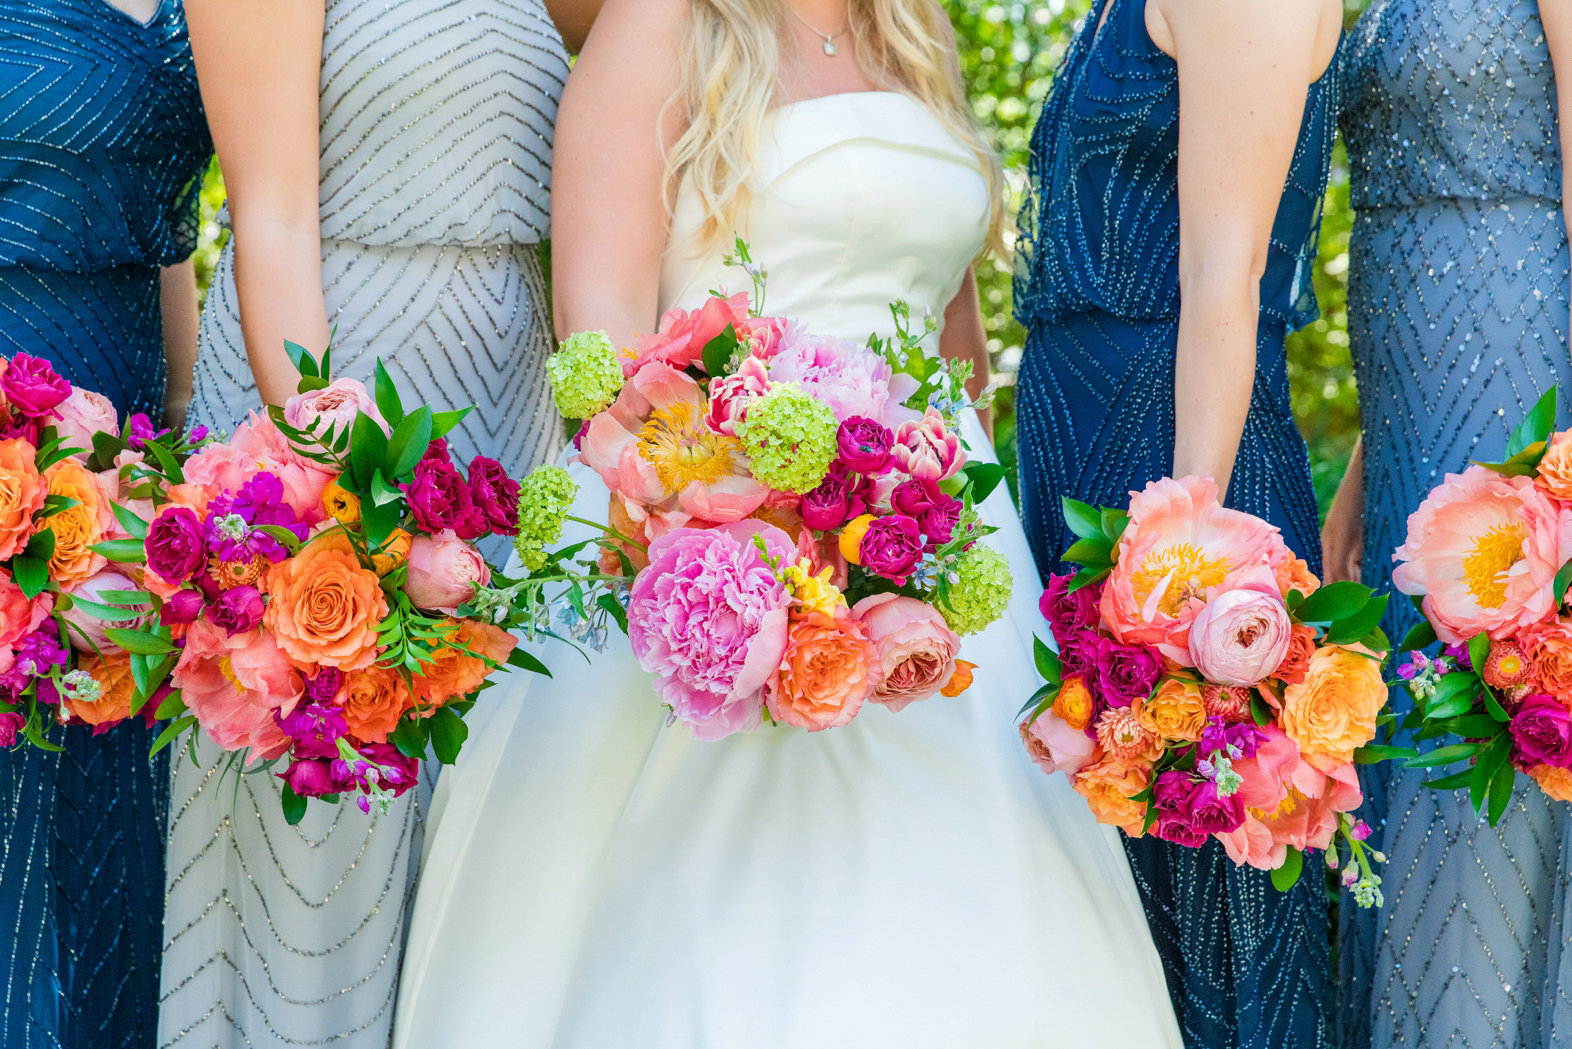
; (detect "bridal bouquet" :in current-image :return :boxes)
[1020,477,1391,905]
[97,345,526,820]
[506,243,1009,740]
[0,352,173,748]
[1388,387,1572,823]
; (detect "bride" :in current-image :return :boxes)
[394,1,1182,1045]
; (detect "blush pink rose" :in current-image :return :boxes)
[404,531,491,614]
[1392,466,1572,643]
[53,388,119,458]
[283,377,389,437]
[172,619,301,762]
[228,412,334,527]
[60,569,140,653]
[1189,570,1294,686]
[851,592,961,712]
[1020,707,1100,776]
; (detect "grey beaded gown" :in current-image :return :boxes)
[1337,2,1572,1046]
[161,2,567,1046]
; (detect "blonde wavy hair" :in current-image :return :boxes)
[667,0,1006,257]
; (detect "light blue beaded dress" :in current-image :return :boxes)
[1337,2,1572,1046]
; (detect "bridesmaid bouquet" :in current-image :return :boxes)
[1020,477,1391,905]
[0,353,171,747]
[1388,386,1572,823]
[94,345,532,821]
[499,242,1009,739]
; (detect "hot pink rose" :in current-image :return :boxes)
[283,377,389,437]
[60,569,140,653]
[706,355,771,437]
[1189,570,1294,686]
[1393,466,1572,643]
[172,619,301,762]
[891,408,963,482]
[404,531,491,614]
[53,388,119,457]
[1020,708,1099,776]
[852,593,961,712]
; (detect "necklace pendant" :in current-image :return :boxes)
[823,39,837,56]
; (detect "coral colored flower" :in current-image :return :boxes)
[1528,762,1572,801]
[1536,430,1572,501]
[1219,728,1363,869]
[1020,708,1099,775]
[283,377,388,437]
[1073,757,1152,837]
[43,458,112,587]
[1095,704,1162,763]
[891,408,962,482]
[1138,678,1208,742]
[65,652,135,728]
[626,293,753,377]
[766,610,879,732]
[404,531,490,614]
[0,438,43,561]
[1281,644,1389,773]
[173,619,300,761]
[410,620,516,709]
[767,331,915,426]
[1484,640,1532,689]
[1393,466,1572,643]
[1271,625,1318,686]
[1201,684,1253,723]
[1521,618,1572,698]
[1189,581,1293,686]
[1102,477,1290,665]
[941,660,976,697]
[226,412,335,527]
[0,570,51,672]
[264,533,388,673]
[1273,556,1320,600]
[53,387,118,457]
[338,663,412,743]
[852,593,960,712]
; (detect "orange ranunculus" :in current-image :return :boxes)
[1137,677,1207,742]
[371,528,412,577]
[43,458,113,586]
[264,532,387,672]
[1053,676,1096,731]
[765,610,879,732]
[1528,762,1572,802]
[66,652,135,728]
[0,438,43,561]
[1281,644,1389,773]
[1521,617,1572,699]
[411,620,517,709]
[1073,757,1152,837]
[1274,556,1320,600]
[1271,624,1318,686]
[941,659,977,698]
[339,663,412,742]
[1536,431,1572,501]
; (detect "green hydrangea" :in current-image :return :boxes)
[939,543,1012,636]
[547,330,624,420]
[735,384,838,494]
[515,465,578,572]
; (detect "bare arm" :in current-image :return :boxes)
[159,260,199,429]
[545,0,607,53]
[940,270,993,439]
[1148,0,1341,494]
[186,0,327,408]
[1542,0,1572,362]
[551,0,685,344]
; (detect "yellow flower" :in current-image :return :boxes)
[784,560,845,618]
[839,514,876,565]
[322,481,361,527]
[371,528,412,576]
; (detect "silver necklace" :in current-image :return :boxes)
[793,9,848,57]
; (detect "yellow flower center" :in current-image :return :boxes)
[219,656,241,692]
[1131,543,1229,619]
[637,401,741,494]
[1250,786,1305,822]
[1462,522,1528,610]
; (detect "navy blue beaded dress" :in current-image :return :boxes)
[1013,1,1336,1046]
[0,1,210,1046]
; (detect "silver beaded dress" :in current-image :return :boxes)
[162,2,567,1046]
[1337,2,1572,1046]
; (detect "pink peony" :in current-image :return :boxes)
[1218,725,1362,869]
[625,293,752,377]
[705,355,771,436]
[228,413,335,527]
[1020,708,1099,776]
[60,569,140,653]
[891,408,963,482]
[172,619,301,762]
[626,521,794,740]
[404,531,491,614]
[53,388,119,457]
[766,330,918,427]
[283,377,389,437]
[0,570,52,674]
[852,593,961,712]
[1189,570,1294,686]
[1392,466,1572,644]
[1102,476,1291,665]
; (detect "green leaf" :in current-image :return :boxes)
[8,554,46,599]
[1354,743,1417,764]
[1425,672,1481,719]
[1250,693,1272,727]
[38,494,79,520]
[374,360,405,427]
[1295,581,1375,625]
[1066,567,1110,593]
[429,706,470,765]
[111,502,149,540]
[150,714,197,756]
[1062,538,1113,566]
[1487,757,1517,826]
[1421,768,1477,790]
[597,593,629,636]
[103,628,176,656]
[1325,594,1390,646]
[1506,386,1558,457]
[89,538,145,563]
[279,783,308,826]
[962,462,1006,504]
[391,715,429,760]
[385,406,434,480]
[1468,632,1492,677]
[256,525,302,554]
[1403,742,1484,768]
[1434,714,1505,739]
[296,376,330,394]
[506,647,553,678]
[1099,507,1130,547]
[700,323,740,377]
[1478,442,1549,477]
[1484,688,1511,723]
[1061,497,1104,541]
[65,596,145,623]
[24,528,54,561]
[1557,560,1572,607]
[430,407,471,439]
[145,437,184,484]
[154,689,188,720]
[348,412,390,490]
[1033,635,1062,685]
[1399,619,1438,653]
[1270,845,1304,892]
[283,340,319,378]
[90,430,130,470]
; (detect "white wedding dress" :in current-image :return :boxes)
[393,91,1182,1049]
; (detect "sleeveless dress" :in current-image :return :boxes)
[1335,4,1572,1047]
[160,3,567,1046]
[391,91,1183,1049]
[0,2,209,1045]
[1012,1,1336,1046]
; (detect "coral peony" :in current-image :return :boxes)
[626,292,752,376]
[0,438,43,560]
[404,531,490,614]
[1189,578,1293,686]
[1073,757,1153,837]
[1392,466,1572,643]
[173,619,300,761]
[43,458,112,586]
[852,593,961,712]
[410,620,516,708]
[0,569,51,672]
[264,533,388,673]
[226,412,335,527]
[766,610,879,731]
[65,652,136,728]
[1281,644,1389,772]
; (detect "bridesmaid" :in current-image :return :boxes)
[1013,0,1342,1046]
[0,0,210,1044]
[1323,2,1572,1045]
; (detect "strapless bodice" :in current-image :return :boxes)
[659,91,989,349]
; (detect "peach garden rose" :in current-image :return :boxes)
[766,611,879,732]
[1281,644,1388,773]
[42,458,113,587]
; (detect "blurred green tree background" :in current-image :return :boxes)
[193,1,1367,516]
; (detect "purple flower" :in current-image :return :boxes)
[890,478,962,546]
[15,627,67,678]
[1200,715,1266,760]
[467,456,521,536]
[423,438,452,464]
[278,757,336,798]
[146,506,207,584]
[127,413,172,450]
[1040,574,1103,643]
[0,710,24,747]
[1153,770,1247,847]
[403,457,476,534]
[0,353,70,419]
[187,424,209,444]
[859,515,924,584]
[304,667,344,705]
[275,700,349,760]
[209,586,265,636]
[1090,636,1162,708]
[1396,651,1430,681]
[836,417,895,474]
[331,743,418,799]
[1509,693,1572,768]
[800,470,852,531]
[1058,635,1099,687]
[205,472,307,564]
[160,589,206,626]
[1350,820,1372,842]
[1444,642,1472,671]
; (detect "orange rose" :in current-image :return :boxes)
[43,458,113,586]
[1053,676,1096,731]
[1274,556,1320,599]
[765,611,879,731]
[1521,618,1572,698]
[411,620,517,708]
[1281,644,1389,773]
[1528,763,1572,802]
[339,663,411,742]
[264,532,387,672]
[1073,757,1152,837]
[1536,431,1572,500]
[65,652,135,727]
[1137,678,1207,742]
[1271,624,1318,686]
[0,438,43,561]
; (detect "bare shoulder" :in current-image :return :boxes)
[591,0,686,40]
